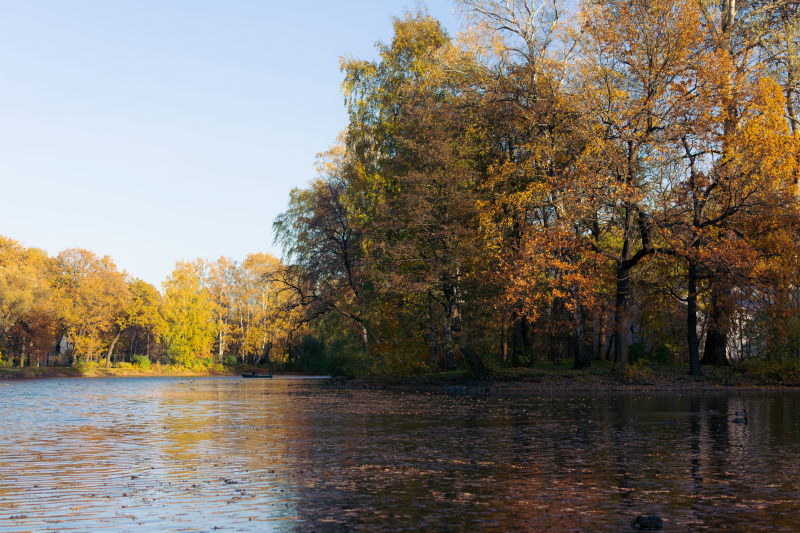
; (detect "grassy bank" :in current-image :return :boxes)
[4,358,799,390]
[0,364,238,379]
[334,359,800,391]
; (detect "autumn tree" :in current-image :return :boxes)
[161,260,215,368]
[0,237,53,366]
[207,256,236,361]
[272,141,372,354]
[338,9,493,372]
[236,253,287,367]
[110,279,166,365]
[454,0,594,368]
[52,249,130,364]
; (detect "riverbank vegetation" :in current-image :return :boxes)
[3,0,800,382]
[269,0,800,380]
[0,238,293,371]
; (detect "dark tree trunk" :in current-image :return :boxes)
[702,285,731,366]
[573,330,592,369]
[521,316,532,365]
[500,316,508,365]
[549,333,560,364]
[264,341,272,364]
[596,303,607,360]
[605,332,615,360]
[460,343,485,375]
[573,301,592,370]
[511,313,522,367]
[614,262,632,368]
[428,292,438,371]
[443,282,458,371]
[443,318,455,370]
[687,258,702,376]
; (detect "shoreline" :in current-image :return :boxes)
[327,363,800,393]
[0,366,330,380]
[0,366,236,379]
[4,361,799,392]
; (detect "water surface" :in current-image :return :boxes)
[1,377,799,531]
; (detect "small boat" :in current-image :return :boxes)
[241,373,273,379]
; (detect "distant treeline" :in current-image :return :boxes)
[268,0,800,377]
[0,237,292,370]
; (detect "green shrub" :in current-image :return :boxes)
[737,358,800,383]
[222,355,238,367]
[617,359,654,384]
[629,341,647,363]
[132,355,152,369]
[207,362,226,374]
[115,362,132,369]
[653,343,673,364]
[73,359,99,371]
[294,335,326,373]
[0,358,10,368]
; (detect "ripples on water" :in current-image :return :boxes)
[0,377,799,531]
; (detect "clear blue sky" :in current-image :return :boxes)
[0,0,459,288]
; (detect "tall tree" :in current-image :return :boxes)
[161,260,215,368]
[273,141,371,353]
[52,249,129,364]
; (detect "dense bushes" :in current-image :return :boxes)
[131,355,151,369]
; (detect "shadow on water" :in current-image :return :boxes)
[0,378,799,531]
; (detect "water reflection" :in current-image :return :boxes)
[0,379,799,531]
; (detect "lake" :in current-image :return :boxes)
[0,377,798,531]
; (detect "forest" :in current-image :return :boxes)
[269,0,800,378]
[0,239,290,372]
[2,0,800,379]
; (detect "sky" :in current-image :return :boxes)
[0,0,460,288]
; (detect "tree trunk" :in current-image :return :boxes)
[105,328,122,369]
[511,312,522,367]
[263,340,272,364]
[614,262,632,368]
[702,284,731,366]
[500,316,508,365]
[106,328,122,368]
[549,332,559,364]
[360,322,369,355]
[129,331,138,361]
[443,282,459,371]
[572,297,592,370]
[448,293,483,375]
[614,210,634,369]
[572,327,591,369]
[687,258,702,376]
[444,318,454,370]
[521,316,532,365]
[428,292,438,371]
[596,303,607,360]
[460,343,485,375]
[218,323,224,361]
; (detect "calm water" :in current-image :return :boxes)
[0,377,799,532]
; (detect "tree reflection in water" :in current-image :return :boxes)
[0,378,798,531]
